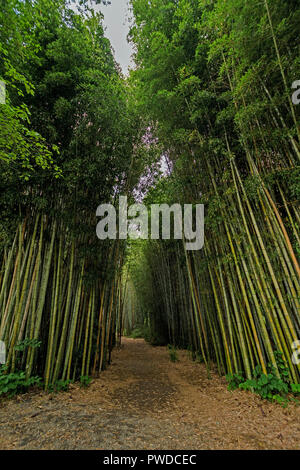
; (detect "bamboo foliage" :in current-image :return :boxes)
[126,0,300,384]
[0,216,124,388]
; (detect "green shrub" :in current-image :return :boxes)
[80,375,92,388]
[238,365,289,401]
[167,344,178,362]
[47,379,73,393]
[226,351,299,405]
[226,371,245,391]
[291,384,300,395]
[129,327,145,339]
[0,366,41,397]
[128,325,152,342]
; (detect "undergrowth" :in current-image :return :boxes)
[0,336,93,397]
[0,366,41,397]
[226,351,300,406]
[127,326,152,343]
[167,344,179,362]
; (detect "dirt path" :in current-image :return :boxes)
[0,338,299,450]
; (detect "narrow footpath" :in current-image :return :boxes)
[0,338,299,450]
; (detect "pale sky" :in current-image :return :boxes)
[97,0,134,74]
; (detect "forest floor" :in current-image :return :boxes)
[0,337,299,450]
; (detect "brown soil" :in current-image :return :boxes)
[0,338,299,450]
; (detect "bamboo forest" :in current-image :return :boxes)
[0,0,299,452]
